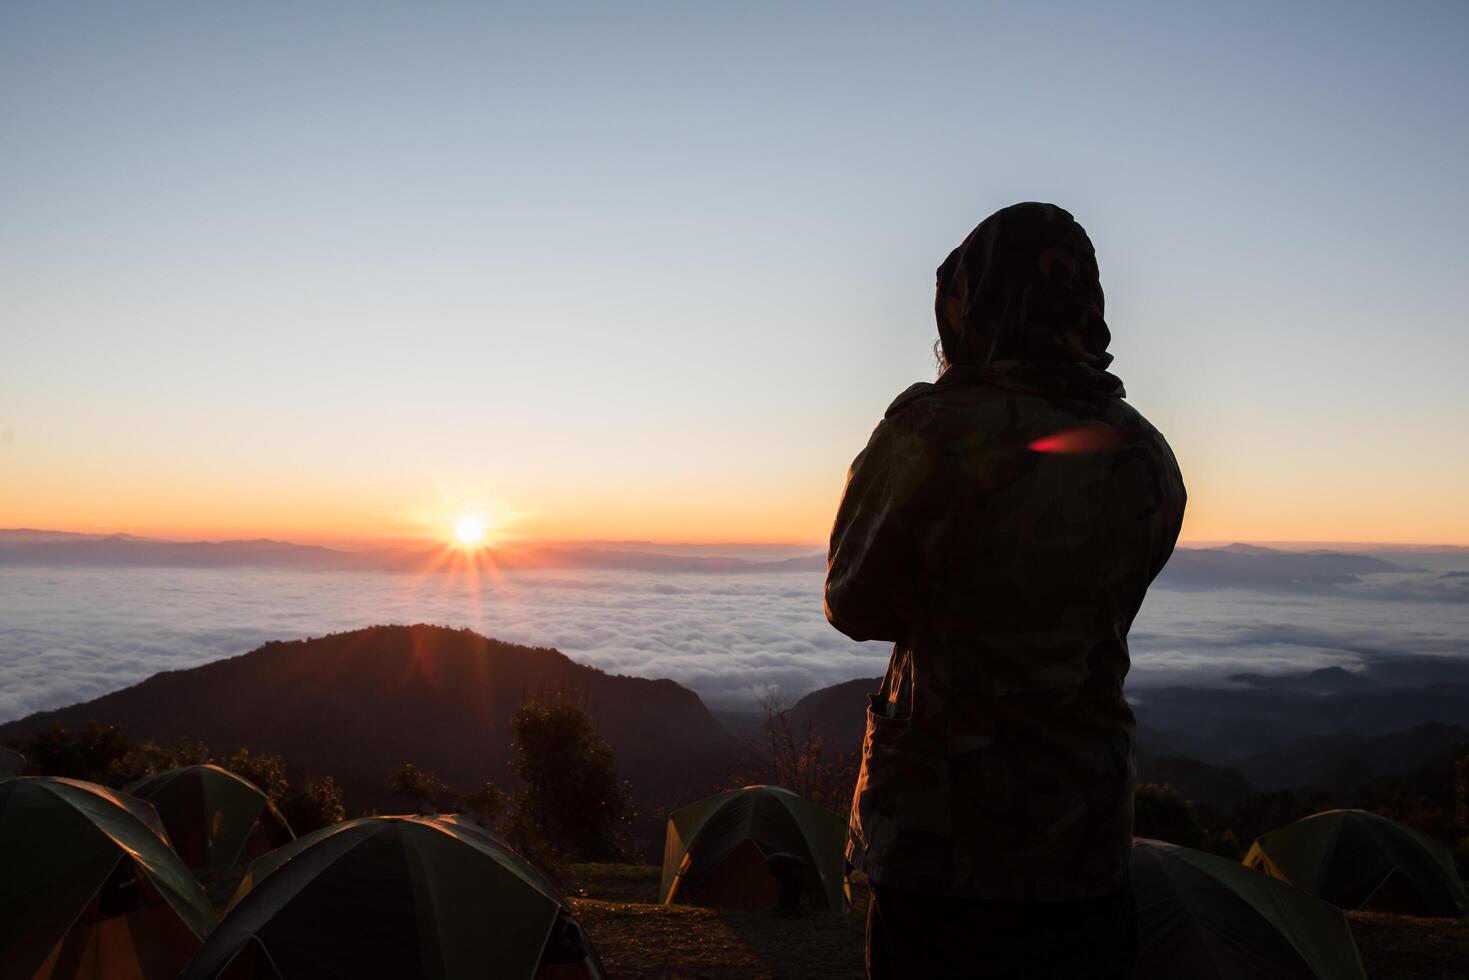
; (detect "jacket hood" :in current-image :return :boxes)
[935,202,1124,397]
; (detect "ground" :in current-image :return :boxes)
[567,865,1469,980]
[568,864,867,980]
[1347,911,1469,980]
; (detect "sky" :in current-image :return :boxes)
[2,1,1466,547]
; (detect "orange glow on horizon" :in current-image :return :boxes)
[3,466,1469,550]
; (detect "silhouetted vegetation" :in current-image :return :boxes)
[388,762,447,813]
[6,721,204,786]
[457,781,507,826]
[1133,782,1241,859]
[728,689,859,815]
[1137,741,1469,881]
[282,775,346,833]
[218,747,289,802]
[5,722,341,833]
[506,694,628,863]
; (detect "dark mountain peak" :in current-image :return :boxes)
[1228,665,1379,694]
[0,624,734,810]
[787,676,883,757]
[1215,543,1281,555]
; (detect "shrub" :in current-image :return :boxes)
[282,776,346,833]
[388,762,446,813]
[506,694,626,863]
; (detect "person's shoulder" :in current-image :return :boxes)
[878,379,1018,453]
[882,382,936,420]
[1109,399,1185,485]
[1109,399,1175,449]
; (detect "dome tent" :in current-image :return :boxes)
[0,776,215,980]
[1133,838,1366,980]
[1244,808,1467,917]
[125,764,294,871]
[181,814,604,980]
[660,785,848,911]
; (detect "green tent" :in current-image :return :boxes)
[1134,838,1366,980]
[0,776,215,980]
[1244,808,1468,918]
[180,815,604,980]
[125,765,294,872]
[660,785,848,911]
[0,747,25,780]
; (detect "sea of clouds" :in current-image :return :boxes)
[1,548,1466,721]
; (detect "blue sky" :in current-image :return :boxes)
[2,1,1466,544]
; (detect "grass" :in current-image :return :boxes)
[567,864,867,980]
[1348,911,1469,980]
[568,865,1469,980]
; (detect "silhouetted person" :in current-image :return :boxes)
[826,203,1186,979]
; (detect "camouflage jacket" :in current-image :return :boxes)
[827,204,1186,900]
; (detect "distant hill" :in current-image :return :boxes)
[0,529,824,574]
[1132,678,1469,761]
[14,529,1469,598]
[1135,755,1257,812]
[1232,722,1469,795]
[787,676,880,757]
[1153,544,1408,592]
[0,624,737,811]
[785,665,1469,804]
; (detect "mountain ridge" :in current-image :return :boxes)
[0,624,738,812]
[9,528,1463,599]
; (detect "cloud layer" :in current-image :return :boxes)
[2,551,1465,721]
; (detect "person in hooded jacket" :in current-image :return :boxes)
[827,203,1186,979]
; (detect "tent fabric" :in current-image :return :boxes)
[0,777,215,980]
[125,765,294,871]
[181,815,603,980]
[1132,838,1366,980]
[660,785,848,911]
[1243,808,1468,917]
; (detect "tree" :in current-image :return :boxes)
[12,723,137,784]
[218,748,289,803]
[389,762,445,813]
[506,695,626,862]
[282,776,346,833]
[106,736,211,786]
[1202,827,1243,861]
[1134,783,1206,849]
[1230,790,1309,847]
[457,781,507,828]
[733,688,858,814]
[9,724,215,788]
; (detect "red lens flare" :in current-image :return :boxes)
[1028,423,1123,455]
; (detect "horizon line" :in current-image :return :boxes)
[3,527,1467,552]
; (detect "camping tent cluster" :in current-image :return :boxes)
[1133,809,1466,979]
[3,751,1465,979]
[656,788,1465,980]
[0,767,604,980]
[0,776,214,980]
[1245,808,1468,918]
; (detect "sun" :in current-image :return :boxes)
[453,515,486,546]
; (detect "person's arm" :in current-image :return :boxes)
[1146,441,1188,585]
[824,417,933,643]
